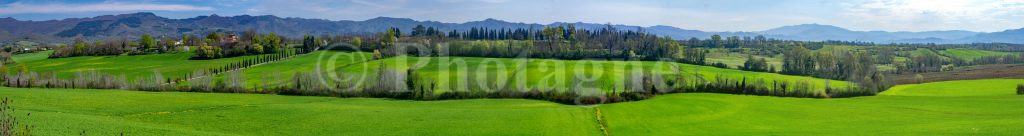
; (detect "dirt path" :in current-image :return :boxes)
[594,107,610,136]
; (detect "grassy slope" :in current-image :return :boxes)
[335,56,850,93]
[909,48,950,60]
[880,79,1023,96]
[599,94,1024,135]
[2,79,1021,135]
[10,51,268,80]
[704,48,783,69]
[600,79,1024,135]
[217,51,373,88]
[10,50,850,93]
[11,50,52,64]
[1,88,599,135]
[938,48,1019,61]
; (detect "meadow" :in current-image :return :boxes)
[880,79,1023,96]
[599,78,1024,135]
[599,90,1024,135]
[9,51,270,80]
[704,48,782,69]
[2,79,1021,135]
[213,51,373,88]
[938,48,1021,61]
[0,87,600,135]
[327,53,850,93]
[5,49,846,94]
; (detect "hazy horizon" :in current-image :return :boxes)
[2,0,1024,32]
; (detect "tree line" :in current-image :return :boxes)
[192,30,287,59]
[49,34,184,58]
[341,25,689,64]
[779,46,890,92]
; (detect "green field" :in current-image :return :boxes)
[907,48,951,60]
[214,51,373,88]
[337,55,848,93]
[704,48,783,69]
[816,45,865,53]
[880,79,1024,97]
[599,91,1024,135]
[3,79,1021,135]
[10,51,269,80]
[183,50,850,93]
[7,50,850,95]
[0,87,600,135]
[938,48,1020,61]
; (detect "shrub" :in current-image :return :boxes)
[192,44,223,60]
[710,62,728,69]
[1017,84,1023,95]
[741,55,770,72]
[914,74,924,84]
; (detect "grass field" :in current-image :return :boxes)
[0,87,600,135]
[332,55,850,93]
[3,79,1021,135]
[192,50,850,93]
[7,50,850,94]
[908,48,951,60]
[938,48,1020,61]
[215,51,373,88]
[880,79,1024,96]
[600,78,1024,135]
[599,92,1024,135]
[816,45,865,53]
[10,51,269,80]
[705,49,783,69]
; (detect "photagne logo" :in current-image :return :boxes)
[310,41,681,105]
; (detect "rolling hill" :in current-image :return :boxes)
[3,12,1024,44]
[760,24,980,43]
[1,79,1021,135]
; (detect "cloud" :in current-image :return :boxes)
[0,2,214,14]
[840,0,1024,31]
[439,0,510,3]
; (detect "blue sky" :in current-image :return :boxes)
[1,0,1023,32]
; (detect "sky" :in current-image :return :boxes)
[1,0,1023,32]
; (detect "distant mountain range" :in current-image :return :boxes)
[2,12,1023,44]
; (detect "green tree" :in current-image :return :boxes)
[351,36,362,48]
[302,35,320,53]
[194,43,223,59]
[412,25,426,36]
[181,34,191,46]
[782,46,812,75]
[263,33,281,53]
[542,26,564,51]
[140,34,155,49]
[378,28,398,50]
[250,43,264,54]
[710,35,722,48]
[16,63,27,74]
[72,38,87,55]
[350,36,363,51]
[206,32,221,41]
[0,65,8,77]
[742,55,769,72]
[372,49,383,60]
